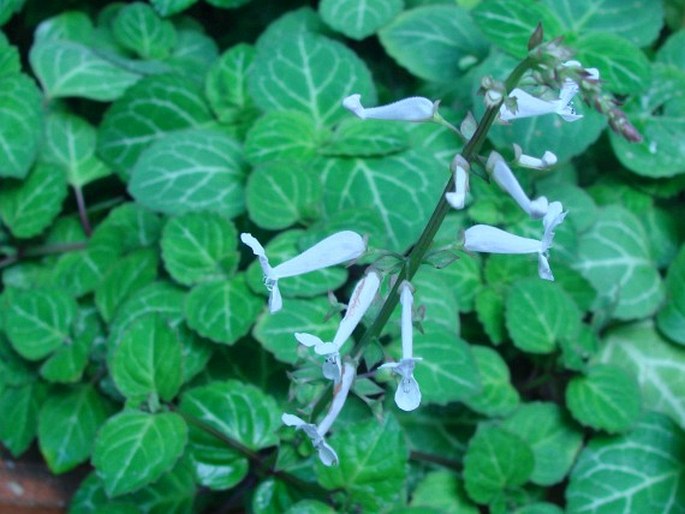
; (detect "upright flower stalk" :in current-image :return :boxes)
[240,231,365,313]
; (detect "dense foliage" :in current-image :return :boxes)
[1,0,685,513]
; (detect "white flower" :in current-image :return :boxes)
[487,151,549,219]
[343,94,439,122]
[463,201,567,281]
[499,80,582,122]
[281,363,356,466]
[445,154,470,210]
[513,144,557,170]
[241,231,365,313]
[296,271,380,381]
[380,282,422,411]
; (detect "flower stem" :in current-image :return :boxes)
[352,58,532,363]
[73,185,92,237]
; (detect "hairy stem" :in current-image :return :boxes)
[352,58,532,363]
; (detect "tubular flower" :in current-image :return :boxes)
[281,362,356,466]
[241,231,365,313]
[499,79,583,122]
[445,154,470,210]
[463,201,567,281]
[296,270,381,381]
[488,151,549,219]
[380,281,422,411]
[513,144,558,170]
[343,94,439,122]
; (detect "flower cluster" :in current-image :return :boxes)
[240,59,605,466]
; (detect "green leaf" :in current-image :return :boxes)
[246,161,321,230]
[0,74,43,179]
[542,0,663,47]
[379,5,488,82]
[0,382,43,456]
[248,31,375,126]
[97,74,214,179]
[161,211,239,286]
[319,0,403,40]
[29,19,141,101]
[150,0,198,16]
[657,30,685,70]
[206,0,251,7]
[463,425,535,505]
[128,458,196,514]
[112,314,183,402]
[574,206,664,320]
[40,305,101,383]
[0,162,68,238]
[38,385,114,474]
[244,110,322,166]
[514,504,564,514]
[475,287,506,345]
[412,264,461,334]
[472,0,563,59]
[205,43,258,131]
[658,245,685,344]
[411,471,479,514]
[5,288,78,361]
[129,128,246,217]
[505,278,581,354]
[412,329,481,406]
[245,229,348,300]
[502,402,583,486]
[319,118,409,158]
[464,346,519,417]
[321,152,443,252]
[0,335,35,387]
[94,248,159,323]
[95,202,163,253]
[598,322,685,429]
[41,111,111,188]
[112,2,176,60]
[285,500,337,514]
[108,281,185,348]
[179,380,280,490]
[566,412,685,513]
[253,297,338,364]
[0,31,21,76]
[574,33,650,95]
[52,245,118,298]
[93,411,188,497]
[0,0,24,26]
[185,276,263,345]
[610,64,685,178]
[316,415,408,512]
[566,364,642,433]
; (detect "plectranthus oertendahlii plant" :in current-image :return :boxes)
[241,26,641,467]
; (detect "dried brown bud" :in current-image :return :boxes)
[528,23,544,50]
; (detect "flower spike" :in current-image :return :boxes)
[487,151,549,219]
[241,231,366,313]
[282,363,356,466]
[343,94,439,122]
[296,270,381,381]
[380,281,422,411]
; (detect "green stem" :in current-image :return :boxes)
[352,58,532,363]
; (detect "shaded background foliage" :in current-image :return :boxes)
[1,0,685,513]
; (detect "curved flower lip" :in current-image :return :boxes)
[343,94,439,122]
[487,151,549,219]
[464,202,566,281]
[499,81,582,123]
[281,363,355,466]
[513,144,557,170]
[295,271,380,380]
[380,358,422,412]
[241,231,366,313]
[445,154,470,210]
